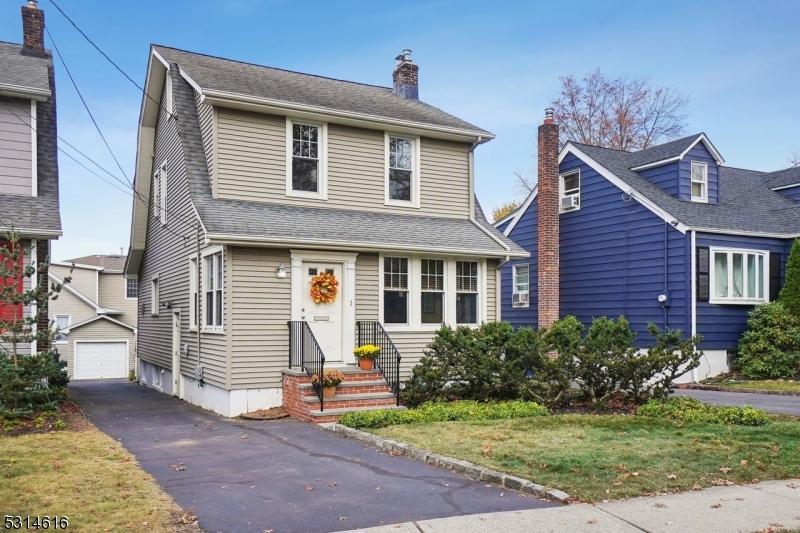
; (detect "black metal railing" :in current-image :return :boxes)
[288,321,326,411]
[355,321,402,406]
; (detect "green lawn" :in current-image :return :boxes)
[710,380,800,393]
[374,414,800,502]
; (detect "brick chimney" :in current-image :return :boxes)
[537,108,560,329]
[392,49,419,100]
[21,1,46,58]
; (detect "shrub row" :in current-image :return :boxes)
[636,397,771,426]
[338,400,548,429]
[736,302,800,379]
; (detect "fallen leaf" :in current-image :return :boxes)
[693,484,702,491]
[711,503,722,508]
[305,486,314,491]
[500,492,505,497]
[741,460,749,466]
[770,523,784,528]
[617,432,628,437]
[328,482,338,487]
[587,519,597,524]
[631,472,639,477]
[720,467,732,474]
[338,517,346,521]
[667,474,677,480]
[655,503,667,508]
[241,435,248,439]
[711,479,734,487]
[615,464,627,471]
[376,487,381,490]
[539,463,549,470]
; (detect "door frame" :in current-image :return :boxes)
[73,339,130,380]
[290,250,358,365]
[172,310,182,398]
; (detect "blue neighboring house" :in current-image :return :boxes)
[496,128,800,381]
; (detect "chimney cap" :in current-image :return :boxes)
[27,0,38,8]
[544,108,555,124]
[395,49,413,64]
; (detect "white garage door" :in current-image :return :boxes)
[75,342,128,379]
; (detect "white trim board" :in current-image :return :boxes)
[501,184,538,236]
[66,314,136,333]
[629,134,725,171]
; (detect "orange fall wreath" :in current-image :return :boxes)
[310,271,339,304]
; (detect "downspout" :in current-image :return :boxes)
[664,220,668,330]
[691,230,699,383]
[196,220,201,381]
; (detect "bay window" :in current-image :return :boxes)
[456,261,479,324]
[710,248,767,304]
[384,257,408,324]
[420,259,444,324]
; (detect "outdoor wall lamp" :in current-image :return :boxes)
[160,300,173,309]
[276,264,287,279]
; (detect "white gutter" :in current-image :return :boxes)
[685,227,800,239]
[0,82,51,101]
[52,261,105,271]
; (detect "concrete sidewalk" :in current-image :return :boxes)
[343,479,800,533]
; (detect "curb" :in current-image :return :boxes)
[326,423,571,504]
[678,383,800,397]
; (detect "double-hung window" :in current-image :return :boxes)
[456,261,479,324]
[126,278,138,299]
[290,122,322,194]
[710,248,767,304]
[205,251,223,328]
[54,315,69,343]
[420,259,444,324]
[384,257,409,324]
[560,170,580,211]
[691,161,708,202]
[386,134,419,206]
[512,264,530,307]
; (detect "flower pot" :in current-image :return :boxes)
[358,358,374,371]
[323,386,337,398]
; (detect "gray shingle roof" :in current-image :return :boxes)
[574,142,800,236]
[0,43,61,238]
[625,134,703,169]
[0,41,50,94]
[765,166,800,190]
[153,45,492,137]
[65,254,127,271]
[168,66,522,257]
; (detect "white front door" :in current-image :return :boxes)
[301,262,344,363]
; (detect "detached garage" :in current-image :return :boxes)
[64,316,137,380]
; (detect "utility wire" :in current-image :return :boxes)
[46,0,177,122]
[720,162,800,208]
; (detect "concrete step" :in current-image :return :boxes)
[302,392,396,403]
[309,405,407,418]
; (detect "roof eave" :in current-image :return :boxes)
[630,134,725,171]
[0,82,50,101]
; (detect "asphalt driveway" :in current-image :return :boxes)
[673,388,800,416]
[68,380,554,533]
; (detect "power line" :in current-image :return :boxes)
[720,162,800,208]
[45,0,177,122]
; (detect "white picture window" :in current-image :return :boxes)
[691,161,708,202]
[385,134,420,207]
[512,264,530,308]
[384,257,409,324]
[151,277,159,317]
[54,315,69,343]
[710,248,767,304]
[126,278,138,299]
[456,261,479,324]
[560,170,580,212]
[189,257,198,330]
[204,251,223,328]
[420,259,444,324]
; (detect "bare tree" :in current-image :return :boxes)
[788,150,800,168]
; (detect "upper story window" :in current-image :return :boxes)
[152,161,167,225]
[126,278,138,299]
[456,261,479,324]
[691,161,708,203]
[287,119,327,199]
[560,170,580,212]
[204,251,223,329]
[710,248,767,304]
[151,277,159,317]
[384,257,409,324]
[420,259,444,324]
[512,264,530,308]
[385,134,420,207]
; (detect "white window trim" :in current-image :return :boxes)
[379,254,485,331]
[559,169,580,213]
[201,246,224,333]
[31,100,37,197]
[151,276,160,317]
[384,133,421,208]
[125,278,138,300]
[152,168,160,222]
[54,314,70,344]
[512,263,530,308]
[708,247,769,305]
[159,161,168,225]
[690,161,708,203]
[188,256,198,332]
[164,70,173,115]
[285,118,328,200]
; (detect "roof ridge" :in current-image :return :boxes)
[152,44,393,92]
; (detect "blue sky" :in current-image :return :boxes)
[2,0,798,260]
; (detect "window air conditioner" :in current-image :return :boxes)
[561,195,579,210]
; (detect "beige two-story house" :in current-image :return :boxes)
[49,254,137,379]
[124,45,527,417]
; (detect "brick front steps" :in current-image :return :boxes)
[282,367,405,423]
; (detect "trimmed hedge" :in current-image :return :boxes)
[636,397,771,426]
[338,400,549,429]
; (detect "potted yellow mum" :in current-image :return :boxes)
[310,369,345,398]
[353,344,380,370]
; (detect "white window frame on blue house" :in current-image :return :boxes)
[691,161,708,203]
[709,247,768,305]
[512,264,530,308]
[559,170,580,212]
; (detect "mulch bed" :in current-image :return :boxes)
[0,400,90,436]
[239,406,290,420]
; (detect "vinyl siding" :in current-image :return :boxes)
[50,287,97,327]
[195,90,215,194]
[695,232,789,350]
[137,70,228,389]
[355,253,380,321]
[229,247,291,389]
[98,272,137,327]
[390,331,436,380]
[639,162,680,197]
[679,142,719,204]
[502,197,538,328]
[213,108,470,218]
[51,264,96,301]
[0,97,33,196]
[66,319,135,378]
[486,258,498,322]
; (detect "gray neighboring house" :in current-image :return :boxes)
[0,2,61,354]
[125,45,526,417]
[48,254,137,380]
